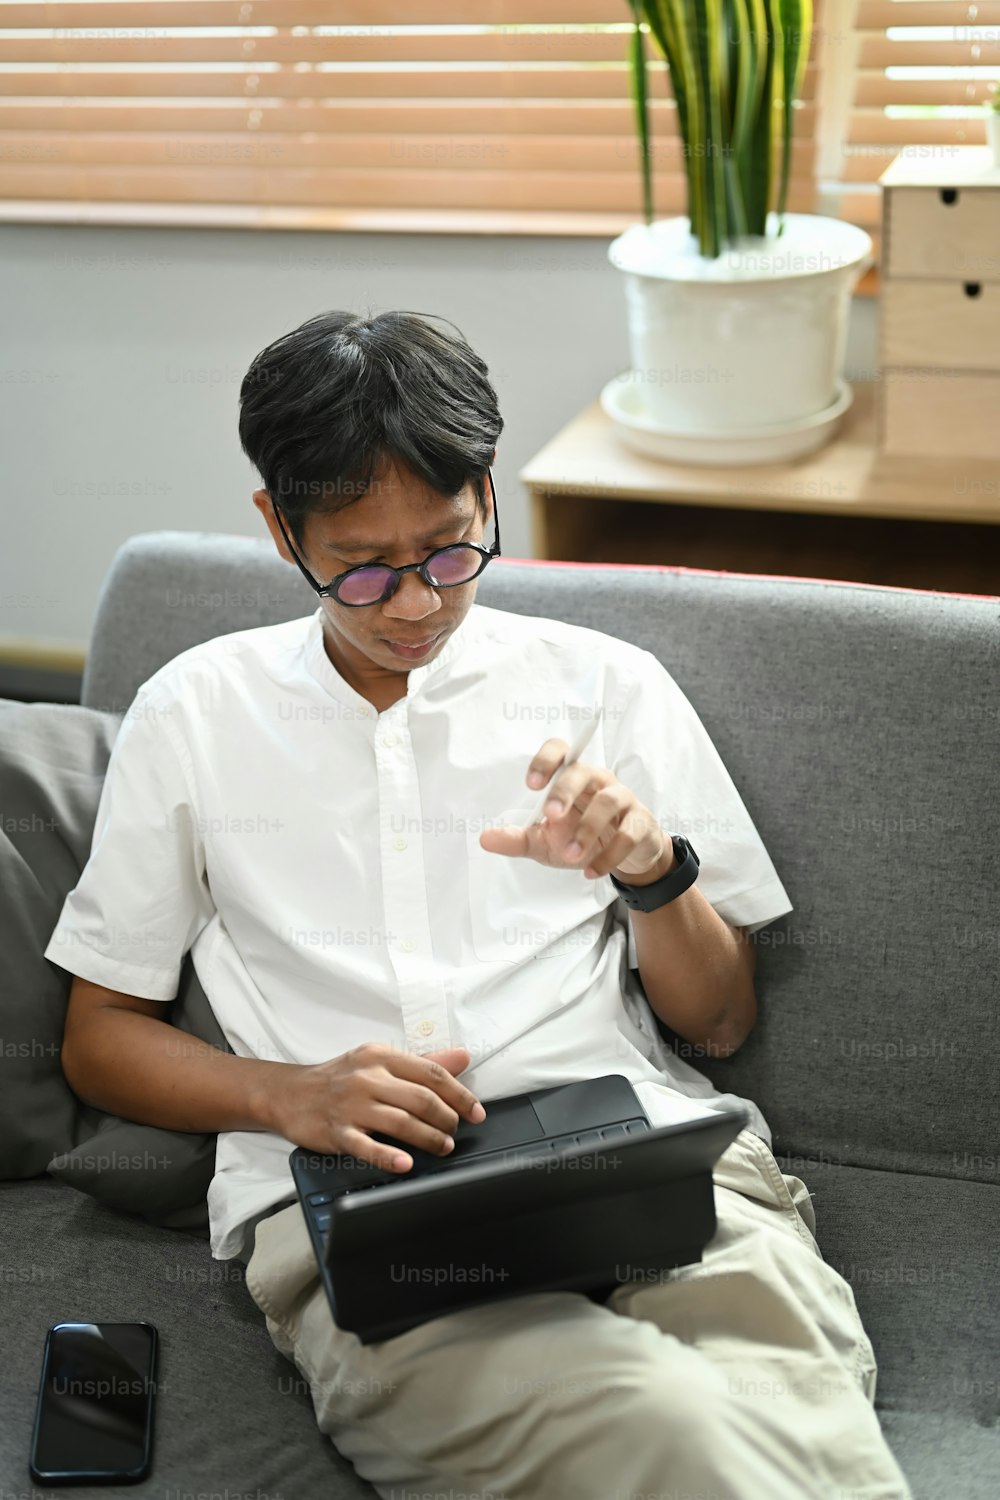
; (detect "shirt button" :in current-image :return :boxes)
[417,1020,434,1037]
[381,733,398,748]
[401,939,416,953]
[394,836,407,851]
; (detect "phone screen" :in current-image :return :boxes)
[30,1322,157,1483]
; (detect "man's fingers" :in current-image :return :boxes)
[370,1096,459,1159]
[542,763,615,820]
[421,1046,472,1074]
[479,781,663,880]
[338,1125,415,1175]
[479,823,533,859]
[580,823,639,879]
[525,738,569,791]
[367,1042,484,1123]
[551,784,632,865]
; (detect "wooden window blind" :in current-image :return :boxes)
[0,0,819,234]
[837,0,1000,243]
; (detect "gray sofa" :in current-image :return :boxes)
[2,532,998,1499]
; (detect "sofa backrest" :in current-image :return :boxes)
[82,533,1000,1186]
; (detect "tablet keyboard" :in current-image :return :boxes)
[307,1117,650,1236]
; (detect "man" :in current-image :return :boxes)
[48,310,912,1500]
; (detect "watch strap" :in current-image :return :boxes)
[609,835,700,912]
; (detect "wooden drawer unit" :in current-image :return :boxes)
[884,187,1000,283]
[881,281,1000,371]
[880,149,1000,457]
[882,371,1000,460]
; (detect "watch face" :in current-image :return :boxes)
[674,836,699,868]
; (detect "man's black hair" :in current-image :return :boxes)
[238,308,504,546]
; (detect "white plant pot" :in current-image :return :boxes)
[988,110,1000,169]
[608,214,873,444]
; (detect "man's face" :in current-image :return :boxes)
[254,459,493,686]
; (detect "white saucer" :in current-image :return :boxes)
[600,371,854,466]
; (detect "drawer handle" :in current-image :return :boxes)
[964,282,982,298]
[939,188,959,206]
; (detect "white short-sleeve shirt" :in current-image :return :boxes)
[45,603,793,1259]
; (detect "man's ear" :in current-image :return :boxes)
[252,488,296,567]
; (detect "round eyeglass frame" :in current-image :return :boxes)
[270,466,501,607]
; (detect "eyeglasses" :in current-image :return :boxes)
[271,467,501,607]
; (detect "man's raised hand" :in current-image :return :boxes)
[478,737,668,882]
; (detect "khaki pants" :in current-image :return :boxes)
[244,1127,914,1500]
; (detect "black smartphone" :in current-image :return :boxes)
[29,1321,158,1485]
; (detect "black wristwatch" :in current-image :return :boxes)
[608,835,700,912]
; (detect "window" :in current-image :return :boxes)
[0,1,818,234]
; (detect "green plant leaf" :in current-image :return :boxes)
[736,0,769,217]
[626,3,654,225]
[627,0,809,255]
[775,0,812,223]
[689,0,727,257]
[745,0,778,235]
[724,0,752,238]
[649,0,705,247]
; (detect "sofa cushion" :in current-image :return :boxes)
[784,1156,1000,1497]
[46,958,226,1233]
[771,1156,1000,1428]
[0,699,229,1231]
[875,1412,1000,1500]
[0,1178,375,1498]
[0,699,118,1176]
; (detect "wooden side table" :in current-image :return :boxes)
[518,383,1000,593]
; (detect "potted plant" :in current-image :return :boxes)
[987,84,1000,169]
[605,0,873,463]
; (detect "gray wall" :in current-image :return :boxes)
[0,224,877,656]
